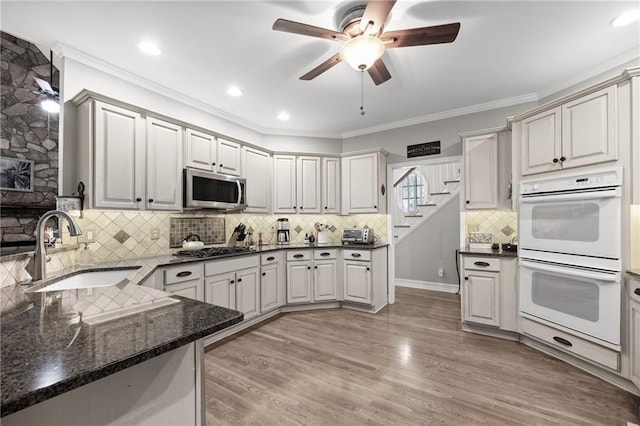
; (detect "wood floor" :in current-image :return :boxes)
[204,288,639,425]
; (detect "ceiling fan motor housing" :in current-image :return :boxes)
[340,5,368,36]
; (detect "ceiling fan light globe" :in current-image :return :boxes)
[41,99,60,113]
[340,36,385,71]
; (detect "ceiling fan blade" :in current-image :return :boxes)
[33,76,55,94]
[382,22,461,48]
[367,58,391,85]
[300,52,342,80]
[360,0,397,35]
[273,19,348,42]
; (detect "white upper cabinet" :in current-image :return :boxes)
[242,146,272,213]
[464,133,498,210]
[146,117,183,211]
[273,155,297,214]
[297,156,321,213]
[322,157,340,213]
[93,101,145,210]
[184,128,215,171]
[520,86,617,176]
[342,151,387,214]
[184,130,241,176]
[217,138,242,176]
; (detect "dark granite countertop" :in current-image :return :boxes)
[459,247,518,258]
[1,277,243,416]
[628,270,640,279]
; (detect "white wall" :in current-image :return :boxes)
[261,134,342,154]
[342,103,537,163]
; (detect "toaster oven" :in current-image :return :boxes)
[341,228,374,244]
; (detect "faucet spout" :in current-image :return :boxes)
[33,210,82,281]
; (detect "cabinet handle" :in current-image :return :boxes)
[267,256,275,261]
[262,272,266,276]
[553,336,572,347]
[464,276,469,281]
[559,156,566,162]
[320,252,330,257]
[293,254,304,259]
[176,271,192,277]
[473,261,490,267]
[351,253,362,258]
[553,158,559,163]
[136,197,142,202]
[634,288,640,296]
[148,198,154,203]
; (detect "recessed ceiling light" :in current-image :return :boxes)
[138,40,161,55]
[610,9,640,27]
[226,86,243,97]
[277,111,290,121]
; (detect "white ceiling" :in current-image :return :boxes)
[2,1,639,139]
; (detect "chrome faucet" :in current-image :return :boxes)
[33,210,82,281]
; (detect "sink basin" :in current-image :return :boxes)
[29,268,139,293]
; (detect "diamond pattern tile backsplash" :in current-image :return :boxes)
[465,211,518,245]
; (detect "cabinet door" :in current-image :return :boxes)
[322,157,341,213]
[462,271,500,327]
[205,273,235,310]
[93,101,145,209]
[343,153,379,213]
[630,299,640,389]
[464,133,498,209]
[236,267,260,320]
[561,86,617,169]
[165,278,203,302]
[273,155,297,213]
[260,264,279,312]
[521,107,561,176]
[184,128,215,171]
[146,117,183,211]
[287,261,312,303]
[314,261,337,301]
[243,146,271,213]
[217,138,241,176]
[297,156,321,213]
[91,315,144,363]
[343,261,372,304]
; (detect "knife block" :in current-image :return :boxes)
[227,232,242,247]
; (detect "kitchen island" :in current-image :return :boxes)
[0,269,243,425]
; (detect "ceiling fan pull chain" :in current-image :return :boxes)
[360,70,365,116]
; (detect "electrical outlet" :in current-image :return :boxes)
[86,229,95,243]
[438,268,444,277]
[151,228,160,240]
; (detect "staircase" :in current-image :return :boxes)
[392,160,461,243]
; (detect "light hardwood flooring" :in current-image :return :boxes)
[205,288,640,425]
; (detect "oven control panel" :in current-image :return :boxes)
[521,167,622,195]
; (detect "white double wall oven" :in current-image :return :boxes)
[518,167,623,347]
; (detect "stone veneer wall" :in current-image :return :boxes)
[1,31,60,244]
[465,211,518,245]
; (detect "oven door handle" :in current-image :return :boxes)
[520,260,620,282]
[520,188,620,203]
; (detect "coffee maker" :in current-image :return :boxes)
[276,218,290,244]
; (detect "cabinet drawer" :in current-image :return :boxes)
[463,257,500,272]
[343,249,371,261]
[261,252,281,265]
[521,317,619,371]
[287,250,311,261]
[164,263,202,285]
[314,249,337,260]
[629,276,640,303]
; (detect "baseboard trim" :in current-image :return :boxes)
[395,278,458,293]
[280,302,341,313]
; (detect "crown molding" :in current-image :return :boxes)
[340,93,538,139]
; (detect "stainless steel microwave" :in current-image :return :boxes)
[183,168,246,210]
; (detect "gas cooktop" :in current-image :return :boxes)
[173,246,255,259]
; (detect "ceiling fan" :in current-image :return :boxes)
[272,0,461,85]
[30,50,60,113]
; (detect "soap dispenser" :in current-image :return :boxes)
[79,242,95,265]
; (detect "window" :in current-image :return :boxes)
[398,171,427,214]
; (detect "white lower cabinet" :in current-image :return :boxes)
[343,261,371,304]
[287,252,313,304]
[204,256,260,321]
[629,276,640,389]
[260,252,284,312]
[460,256,517,331]
[162,263,204,302]
[287,249,339,304]
[342,248,388,311]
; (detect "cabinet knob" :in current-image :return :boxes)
[366,267,370,271]
[307,266,311,270]
[374,205,377,209]
[262,272,266,276]
[314,266,318,269]
[465,200,470,204]
[212,162,216,166]
[300,206,303,210]
[464,277,469,281]
[219,164,223,167]
[559,156,566,162]
[553,158,559,163]
[324,206,328,210]
[148,198,154,203]
[634,288,640,296]
[136,197,142,202]
[230,280,235,284]
[237,278,242,282]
